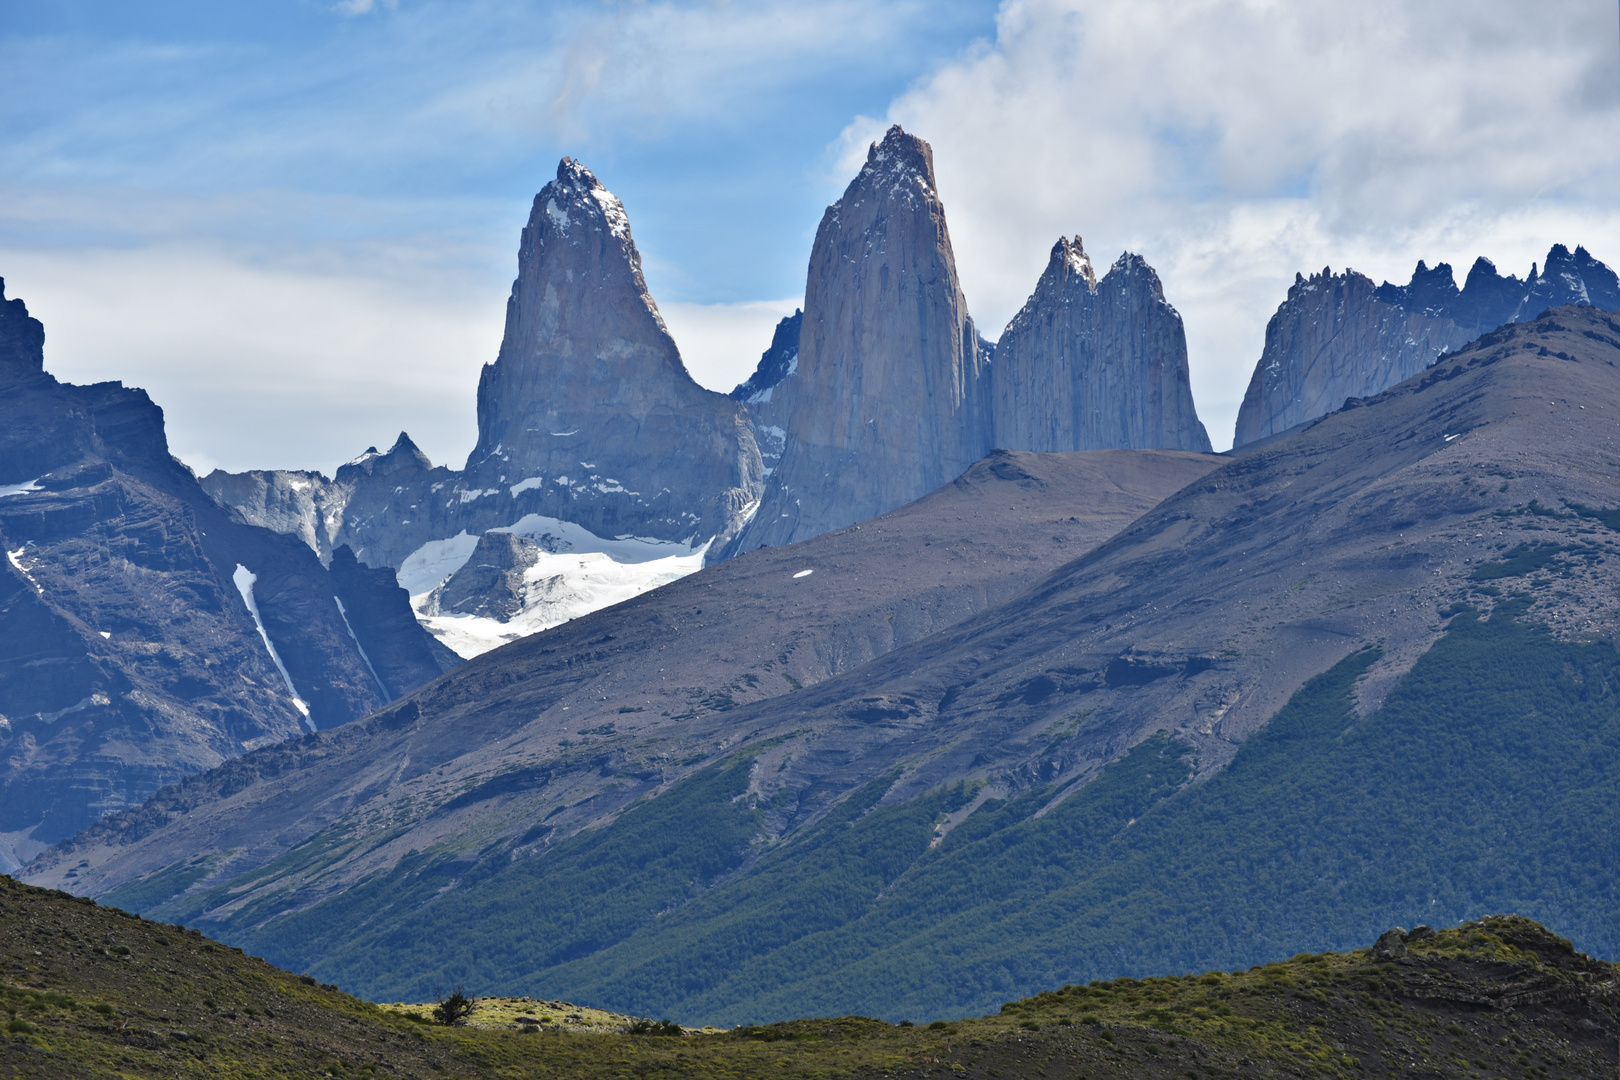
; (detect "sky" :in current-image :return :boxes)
[2,0,1618,472]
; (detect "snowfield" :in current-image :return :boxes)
[395,514,708,658]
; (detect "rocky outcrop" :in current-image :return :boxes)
[464,158,762,549]
[716,131,1219,562]
[205,162,765,652]
[721,126,993,556]
[731,310,802,478]
[431,532,540,621]
[0,280,448,869]
[990,237,1211,454]
[1518,243,1620,317]
[1234,244,1619,447]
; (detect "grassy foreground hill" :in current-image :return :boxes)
[3,875,1618,1079]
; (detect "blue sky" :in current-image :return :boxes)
[3,1,1617,471]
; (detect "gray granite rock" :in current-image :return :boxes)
[464,158,762,549]
[731,310,802,479]
[720,126,993,557]
[208,160,764,575]
[990,237,1211,454]
[1234,245,1619,447]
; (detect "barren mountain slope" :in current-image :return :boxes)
[26,448,1217,901]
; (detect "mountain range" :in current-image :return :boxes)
[7,122,1620,1034]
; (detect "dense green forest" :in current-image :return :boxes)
[141,599,1620,1024]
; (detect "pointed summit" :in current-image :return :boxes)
[990,239,1211,454]
[718,126,991,557]
[0,277,49,390]
[466,158,762,546]
[1233,244,1619,447]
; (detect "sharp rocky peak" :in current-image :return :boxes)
[850,124,938,206]
[0,277,49,390]
[1235,244,1619,447]
[539,157,631,242]
[1042,236,1098,292]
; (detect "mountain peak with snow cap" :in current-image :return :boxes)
[461,158,762,548]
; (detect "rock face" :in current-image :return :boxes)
[0,278,449,870]
[721,127,993,556]
[718,129,1214,561]
[730,310,802,478]
[990,237,1211,454]
[1233,244,1619,447]
[205,161,765,655]
[432,532,540,621]
[464,158,762,549]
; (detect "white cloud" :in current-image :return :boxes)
[658,298,802,394]
[0,242,504,476]
[860,0,1620,447]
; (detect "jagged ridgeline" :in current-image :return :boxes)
[0,280,451,875]
[720,127,1211,559]
[30,308,1620,1027]
[206,128,1217,654]
[3,876,1616,1077]
[1234,244,1620,446]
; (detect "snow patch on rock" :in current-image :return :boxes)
[396,516,708,659]
[232,564,313,728]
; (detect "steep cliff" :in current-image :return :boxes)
[0,278,446,870]
[730,310,802,478]
[464,158,762,550]
[990,237,1211,454]
[1234,245,1619,447]
[205,161,765,655]
[720,126,992,557]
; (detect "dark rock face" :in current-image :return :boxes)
[731,310,802,478]
[432,532,540,621]
[328,546,462,691]
[1234,245,1619,447]
[990,237,1211,454]
[723,127,993,555]
[207,161,764,579]
[1522,243,1620,316]
[464,159,762,548]
[0,281,447,869]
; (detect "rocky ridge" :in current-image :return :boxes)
[204,160,765,656]
[990,236,1211,454]
[1233,243,1620,447]
[729,310,802,478]
[27,447,1220,924]
[0,279,449,871]
[720,129,1213,561]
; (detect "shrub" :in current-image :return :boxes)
[432,990,473,1026]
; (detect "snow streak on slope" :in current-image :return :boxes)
[232,564,314,729]
[395,515,708,658]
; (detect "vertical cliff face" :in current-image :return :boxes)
[466,158,762,548]
[1234,246,1619,448]
[722,126,991,557]
[0,282,450,869]
[1232,268,1474,447]
[990,238,1212,454]
[731,310,802,479]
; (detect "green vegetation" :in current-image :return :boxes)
[132,602,1620,1026]
[5,875,1617,1078]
